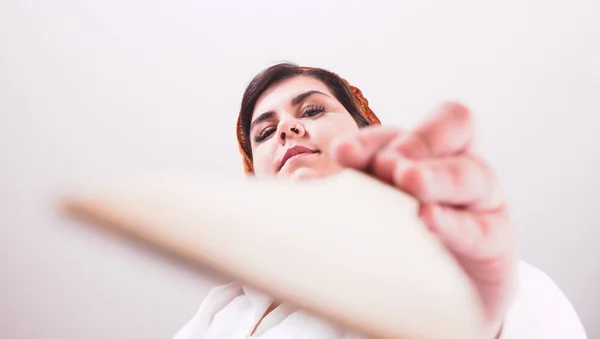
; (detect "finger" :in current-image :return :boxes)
[419,204,513,261]
[383,154,504,210]
[420,204,517,323]
[331,126,404,170]
[386,102,476,158]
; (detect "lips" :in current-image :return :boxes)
[279,146,319,170]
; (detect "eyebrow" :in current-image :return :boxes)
[291,90,330,105]
[250,111,275,131]
[250,90,330,131]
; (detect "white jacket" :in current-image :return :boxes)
[174,261,587,339]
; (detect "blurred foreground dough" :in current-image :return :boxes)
[61,169,485,339]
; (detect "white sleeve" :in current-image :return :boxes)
[498,261,587,339]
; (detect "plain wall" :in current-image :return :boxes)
[1,0,598,338]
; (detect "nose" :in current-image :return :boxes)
[278,118,305,145]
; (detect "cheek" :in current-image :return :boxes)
[251,142,277,176]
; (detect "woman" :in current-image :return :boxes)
[174,63,587,338]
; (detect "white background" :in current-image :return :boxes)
[1,0,598,338]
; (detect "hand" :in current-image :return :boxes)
[331,102,518,338]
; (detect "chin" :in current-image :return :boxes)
[288,165,344,181]
[289,168,319,180]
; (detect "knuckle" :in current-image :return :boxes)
[389,132,431,159]
[412,132,433,158]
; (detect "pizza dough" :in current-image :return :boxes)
[61,169,485,339]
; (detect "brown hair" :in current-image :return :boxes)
[236,62,381,174]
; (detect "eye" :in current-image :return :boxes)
[302,104,325,117]
[254,127,276,143]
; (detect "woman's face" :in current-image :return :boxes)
[249,76,360,180]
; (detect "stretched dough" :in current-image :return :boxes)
[61,169,485,339]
